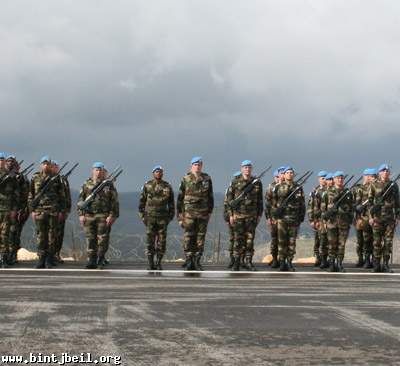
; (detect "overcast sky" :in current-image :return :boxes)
[1,0,400,192]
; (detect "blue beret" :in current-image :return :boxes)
[241,160,252,167]
[273,169,279,177]
[325,173,333,180]
[378,163,390,172]
[0,152,5,160]
[333,171,345,178]
[191,156,203,165]
[318,170,328,177]
[284,166,294,173]
[92,162,105,169]
[6,154,16,161]
[233,171,241,177]
[40,155,51,164]
[152,165,163,173]
[277,166,286,173]
[363,168,377,176]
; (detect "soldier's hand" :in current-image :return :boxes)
[106,216,115,227]
[79,215,86,226]
[229,216,235,226]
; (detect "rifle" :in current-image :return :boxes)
[0,161,33,185]
[77,166,123,212]
[323,176,362,220]
[273,171,313,219]
[63,162,79,179]
[368,173,400,216]
[30,162,69,210]
[228,165,272,209]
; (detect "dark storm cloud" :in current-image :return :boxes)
[1,0,400,191]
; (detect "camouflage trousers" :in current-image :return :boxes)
[313,229,328,257]
[371,220,396,260]
[269,221,278,257]
[83,214,111,256]
[227,223,234,255]
[145,217,169,255]
[277,220,299,260]
[8,215,27,254]
[55,219,66,255]
[0,211,12,255]
[233,217,258,257]
[355,218,373,257]
[33,211,59,257]
[182,216,209,255]
[327,223,350,260]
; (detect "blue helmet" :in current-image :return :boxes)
[152,165,163,173]
[241,160,252,167]
[191,156,203,165]
[333,171,345,178]
[317,170,328,177]
[92,162,105,169]
[325,173,333,180]
[377,163,390,172]
[40,155,51,164]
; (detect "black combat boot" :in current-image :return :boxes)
[372,257,381,273]
[355,254,364,268]
[288,258,296,272]
[319,255,329,269]
[97,251,106,269]
[270,256,279,269]
[155,254,163,270]
[35,254,46,269]
[240,255,247,269]
[338,258,346,272]
[227,254,235,269]
[7,249,17,265]
[232,256,240,271]
[55,251,64,264]
[279,259,288,272]
[363,254,373,269]
[244,256,256,271]
[184,255,196,271]
[314,254,321,267]
[0,253,9,268]
[147,254,155,270]
[382,257,393,273]
[329,257,336,272]
[46,253,57,269]
[194,253,204,271]
[85,253,98,269]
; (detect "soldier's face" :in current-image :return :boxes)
[279,173,285,182]
[52,164,60,174]
[319,177,326,186]
[334,176,344,187]
[191,162,203,174]
[274,176,280,183]
[153,170,163,179]
[241,165,252,177]
[41,162,51,174]
[325,179,333,187]
[93,168,105,180]
[0,159,6,169]
[6,160,14,170]
[379,169,390,181]
[285,170,294,181]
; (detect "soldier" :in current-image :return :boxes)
[78,162,119,269]
[368,164,399,273]
[325,173,334,189]
[272,166,305,271]
[177,157,214,271]
[6,156,29,265]
[321,171,354,272]
[226,160,263,271]
[29,156,66,268]
[52,161,72,263]
[224,171,241,269]
[265,167,285,268]
[139,165,175,270]
[353,168,376,268]
[307,171,328,267]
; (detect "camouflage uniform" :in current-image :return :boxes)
[368,179,400,272]
[265,181,279,267]
[78,177,119,266]
[0,167,19,266]
[8,171,29,264]
[353,183,373,267]
[177,172,214,270]
[307,185,328,267]
[223,187,235,268]
[321,186,354,271]
[29,171,66,267]
[226,175,263,270]
[139,178,175,269]
[55,176,71,260]
[272,181,305,270]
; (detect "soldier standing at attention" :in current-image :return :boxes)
[368,164,399,273]
[226,160,263,271]
[321,171,354,272]
[177,157,214,271]
[307,171,328,267]
[272,167,305,271]
[139,165,175,270]
[78,162,119,269]
[29,156,66,268]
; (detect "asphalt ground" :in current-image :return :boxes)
[1,262,400,366]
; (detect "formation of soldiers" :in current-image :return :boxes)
[0,153,398,273]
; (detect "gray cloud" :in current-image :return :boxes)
[1,0,400,191]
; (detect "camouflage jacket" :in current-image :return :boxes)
[138,179,175,220]
[264,181,277,220]
[77,177,119,217]
[321,186,354,225]
[28,171,66,213]
[226,175,263,219]
[352,183,370,218]
[307,185,326,222]
[223,186,230,222]
[272,181,305,224]
[15,173,30,211]
[177,172,214,219]
[61,177,72,214]
[368,179,400,222]
[0,167,19,212]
